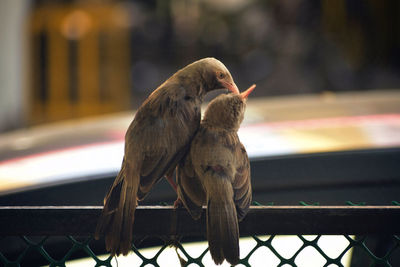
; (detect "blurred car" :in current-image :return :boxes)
[0,89,399,206]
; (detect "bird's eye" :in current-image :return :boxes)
[218,72,225,79]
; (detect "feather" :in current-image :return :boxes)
[177,87,255,265]
[95,58,240,255]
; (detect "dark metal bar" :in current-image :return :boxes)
[0,206,399,236]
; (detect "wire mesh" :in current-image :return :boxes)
[0,202,399,267]
[1,234,399,266]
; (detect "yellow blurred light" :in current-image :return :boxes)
[61,9,92,40]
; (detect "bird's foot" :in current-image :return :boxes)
[174,198,183,208]
[166,173,178,192]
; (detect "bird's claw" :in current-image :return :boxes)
[174,198,183,208]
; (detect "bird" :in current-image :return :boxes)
[94,58,240,256]
[176,84,255,265]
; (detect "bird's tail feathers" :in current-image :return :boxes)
[207,194,239,265]
[95,160,138,256]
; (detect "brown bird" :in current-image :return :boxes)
[177,84,255,265]
[94,58,240,256]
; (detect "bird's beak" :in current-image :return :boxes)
[240,84,256,99]
[221,80,240,94]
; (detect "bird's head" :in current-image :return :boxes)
[196,58,240,94]
[202,84,256,131]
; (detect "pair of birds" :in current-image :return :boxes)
[95,58,254,266]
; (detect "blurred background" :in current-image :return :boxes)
[1,0,399,132]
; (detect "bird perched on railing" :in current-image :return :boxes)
[177,84,255,265]
[94,58,240,256]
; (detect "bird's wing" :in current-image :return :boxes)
[193,131,251,221]
[232,142,252,221]
[177,153,205,220]
[125,83,199,200]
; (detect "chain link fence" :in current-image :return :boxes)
[1,203,399,267]
[1,234,400,266]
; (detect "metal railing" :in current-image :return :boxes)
[1,205,399,266]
